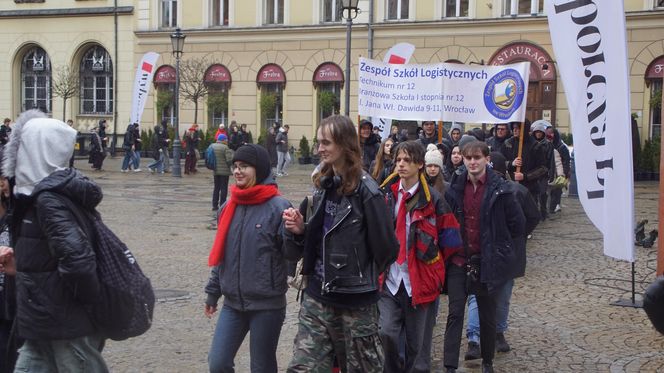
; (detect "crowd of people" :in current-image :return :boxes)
[4,110,663,373]
[202,115,576,373]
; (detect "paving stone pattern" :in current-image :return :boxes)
[81,157,664,372]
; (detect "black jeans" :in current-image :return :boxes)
[549,187,562,212]
[443,264,497,369]
[212,175,229,210]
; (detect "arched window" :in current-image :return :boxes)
[205,64,232,127]
[21,47,52,113]
[257,64,286,129]
[154,65,177,125]
[80,46,113,114]
[313,63,343,121]
[646,56,664,139]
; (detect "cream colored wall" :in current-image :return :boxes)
[234,0,257,26]
[2,0,658,146]
[0,13,135,135]
[290,0,312,25]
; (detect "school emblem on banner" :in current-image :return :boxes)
[483,68,526,121]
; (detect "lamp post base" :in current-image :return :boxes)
[172,138,182,177]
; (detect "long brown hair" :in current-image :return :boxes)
[371,138,394,180]
[313,115,363,195]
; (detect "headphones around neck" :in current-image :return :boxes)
[320,175,342,190]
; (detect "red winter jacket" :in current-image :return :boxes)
[380,172,462,306]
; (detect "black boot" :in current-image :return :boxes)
[482,362,495,373]
[445,368,456,373]
[642,229,659,248]
[464,341,481,360]
[496,332,511,352]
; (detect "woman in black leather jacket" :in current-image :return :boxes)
[283,115,398,372]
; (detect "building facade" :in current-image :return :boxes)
[1,0,662,147]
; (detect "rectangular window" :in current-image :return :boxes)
[387,0,409,20]
[443,0,469,18]
[161,0,177,28]
[657,0,664,8]
[503,0,543,16]
[322,0,343,22]
[211,0,229,26]
[81,76,113,114]
[264,0,284,25]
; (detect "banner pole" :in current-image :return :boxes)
[437,121,443,144]
[658,90,664,276]
[515,122,526,178]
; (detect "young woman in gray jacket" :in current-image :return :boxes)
[204,144,292,373]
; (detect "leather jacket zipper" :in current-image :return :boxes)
[321,203,352,295]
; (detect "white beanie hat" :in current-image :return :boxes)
[425,144,444,169]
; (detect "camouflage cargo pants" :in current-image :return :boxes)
[287,294,384,373]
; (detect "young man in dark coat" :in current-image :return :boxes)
[464,151,540,359]
[443,141,525,373]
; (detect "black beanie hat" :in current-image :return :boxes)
[232,144,271,183]
[489,151,507,177]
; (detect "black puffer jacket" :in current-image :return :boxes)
[10,169,102,340]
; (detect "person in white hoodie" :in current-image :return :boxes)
[0,110,108,372]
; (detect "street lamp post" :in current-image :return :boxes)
[170,27,186,177]
[341,0,359,117]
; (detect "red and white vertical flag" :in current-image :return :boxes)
[130,52,160,125]
[546,0,635,261]
[377,43,416,139]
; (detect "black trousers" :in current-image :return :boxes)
[212,175,229,210]
[443,264,497,369]
[549,187,562,212]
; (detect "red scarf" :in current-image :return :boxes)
[208,184,280,266]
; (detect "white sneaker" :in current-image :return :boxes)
[133,168,142,172]
[554,204,561,213]
[150,168,155,174]
[121,169,128,173]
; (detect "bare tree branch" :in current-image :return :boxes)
[179,57,210,123]
[51,66,80,121]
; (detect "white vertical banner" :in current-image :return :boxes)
[130,52,160,125]
[546,0,634,261]
[377,43,415,139]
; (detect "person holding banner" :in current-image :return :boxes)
[282,115,398,373]
[443,141,525,373]
[501,121,548,222]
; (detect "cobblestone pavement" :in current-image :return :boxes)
[79,157,663,373]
